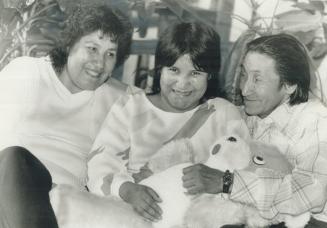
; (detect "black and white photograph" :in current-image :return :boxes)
[0,0,327,227]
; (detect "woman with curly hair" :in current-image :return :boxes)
[0,3,133,228]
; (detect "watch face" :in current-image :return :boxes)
[224,174,233,185]
[223,170,233,193]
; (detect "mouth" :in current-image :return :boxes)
[243,97,257,102]
[172,89,192,96]
[85,69,102,78]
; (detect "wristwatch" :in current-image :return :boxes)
[222,170,233,194]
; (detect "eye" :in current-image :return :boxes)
[253,74,261,83]
[168,67,179,74]
[227,136,237,142]
[87,46,97,53]
[106,51,116,58]
[240,68,247,79]
[190,71,203,78]
[192,71,201,76]
[253,155,265,165]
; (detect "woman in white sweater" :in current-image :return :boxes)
[88,22,250,223]
[0,3,133,228]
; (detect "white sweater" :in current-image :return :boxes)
[0,56,127,189]
[88,90,250,197]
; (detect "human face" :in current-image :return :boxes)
[240,52,290,118]
[159,54,208,112]
[59,30,117,93]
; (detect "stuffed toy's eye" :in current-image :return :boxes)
[211,144,221,155]
[227,136,237,142]
[253,156,265,165]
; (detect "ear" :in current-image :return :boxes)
[211,144,221,155]
[283,83,297,95]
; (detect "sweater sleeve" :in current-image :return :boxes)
[87,93,133,197]
[0,57,38,151]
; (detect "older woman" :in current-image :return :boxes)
[239,34,327,228]
[87,21,249,223]
[0,3,132,228]
[198,34,327,228]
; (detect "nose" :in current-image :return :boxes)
[240,77,254,96]
[92,54,105,72]
[175,75,191,89]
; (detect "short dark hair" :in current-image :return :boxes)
[49,3,133,73]
[245,33,310,105]
[152,21,221,102]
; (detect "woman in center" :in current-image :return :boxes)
[87,21,249,223]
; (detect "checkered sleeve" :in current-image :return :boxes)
[230,116,327,219]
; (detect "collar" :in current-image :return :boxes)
[245,101,308,138]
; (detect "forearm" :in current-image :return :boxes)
[229,168,327,219]
[87,153,134,197]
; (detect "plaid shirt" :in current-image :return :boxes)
[231,99,327,222]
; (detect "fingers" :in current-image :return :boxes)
[183,178,204,194]
[147,187,162,203]
[135,194,162,222]
[182,172,203,195]
[183,164,197,174]
[185,185,203,194]
[182,164,206,195]
[135,205,159,222]
[133,187,162,222]
[145,188,163,218]
[142,193,162,216]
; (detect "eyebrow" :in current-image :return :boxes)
[241,65,260,73]
[84,41,117,50]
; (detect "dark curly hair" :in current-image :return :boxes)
[49,3,133,73]
[152,21,221,102]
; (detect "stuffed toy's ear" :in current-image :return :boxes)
[211,144,221,155]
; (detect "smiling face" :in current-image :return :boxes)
[159,54,208,112]
[59,30,118,93]
[240,52,292,118]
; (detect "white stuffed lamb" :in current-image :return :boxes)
[142,135,310,228]
[50,135,310,228]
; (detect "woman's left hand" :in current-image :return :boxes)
[182,164,224,194]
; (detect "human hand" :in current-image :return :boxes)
[119,182,162,222]
[182,164,224,194]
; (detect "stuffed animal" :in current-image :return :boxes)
[50,184,151,228]
[142,135,309,228]
[50,135,310,228]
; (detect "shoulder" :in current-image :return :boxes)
[289,99,327,137]
[102,78,143,96]
[207,97,242,116]
[9,56,39,64]
[0,57,49,86]
[1,56,52,77]
[108,84,146,111]
[101,77,127,98]
[2,56,38,72]
[295,99,327,120]
[207,97,238,108]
